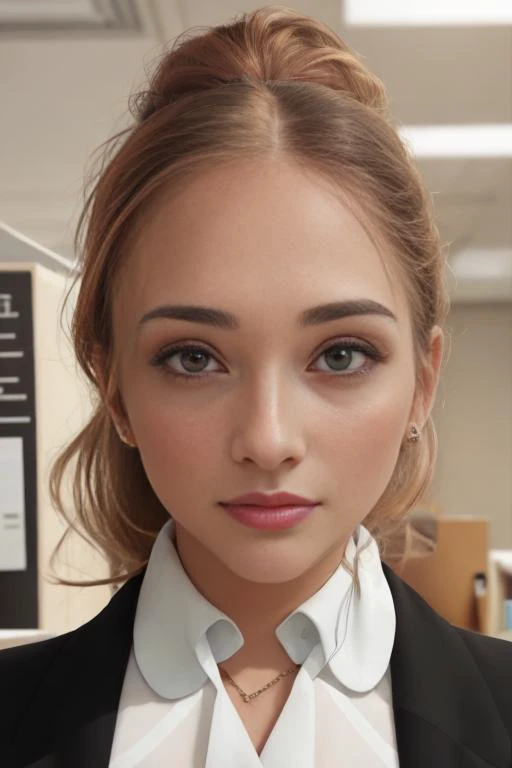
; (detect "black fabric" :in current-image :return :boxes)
[0,562,511,767]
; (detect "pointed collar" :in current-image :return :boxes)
[133,518,396,699]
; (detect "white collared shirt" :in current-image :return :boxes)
[109,518,400,767]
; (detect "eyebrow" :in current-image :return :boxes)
[138,299,397,330]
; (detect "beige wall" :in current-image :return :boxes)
[427,303,512,548]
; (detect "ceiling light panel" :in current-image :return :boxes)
[344,0,512,26]
[451,248,512,280]
[399,125,512,157]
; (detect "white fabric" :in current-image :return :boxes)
[109,518,400,767]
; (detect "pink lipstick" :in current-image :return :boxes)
[221,503,317,530]
[219,491,319,530]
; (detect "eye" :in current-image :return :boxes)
[153,345,220,378]
[151,339,385,383]
[315,344,375,375]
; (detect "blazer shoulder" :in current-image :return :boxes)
[456,627,512,732]
[456,626,512,678]
[0,572,144,757]
[0,631,75,753]
[0,630,72,683]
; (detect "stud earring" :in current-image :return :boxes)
[407,424,421,443]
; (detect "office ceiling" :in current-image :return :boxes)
[0,0,510,299]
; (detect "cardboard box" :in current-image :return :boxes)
[386,516,489,632]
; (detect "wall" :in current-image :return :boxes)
[428,303,512,548]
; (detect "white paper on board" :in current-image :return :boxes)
[0,436,27,571]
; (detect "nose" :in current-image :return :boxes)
[229,377,307,469]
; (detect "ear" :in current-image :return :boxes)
[410,325,444,430]
[91,344,137,448]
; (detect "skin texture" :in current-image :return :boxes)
[105,157,443,689]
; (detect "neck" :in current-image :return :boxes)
[173,523,350,645]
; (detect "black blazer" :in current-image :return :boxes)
[1,562,512,768]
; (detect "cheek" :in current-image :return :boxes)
[323,377,414,509]
[125,389,222,508]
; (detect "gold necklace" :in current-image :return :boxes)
[219,664,300,703]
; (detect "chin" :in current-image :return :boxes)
[218,545,321,585]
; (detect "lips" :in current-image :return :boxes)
[222,502,316,530]
[221,491,317,507]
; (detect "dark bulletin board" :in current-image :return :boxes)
[0,270,38,628]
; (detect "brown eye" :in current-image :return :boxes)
[315,343,375,375]
[175,348,213,373]
[151,339,383,383]
[154,345,219,376]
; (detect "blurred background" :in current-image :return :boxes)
[0,1,511,639]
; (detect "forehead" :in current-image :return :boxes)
[114,158,409,331]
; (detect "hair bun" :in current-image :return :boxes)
[134,5,388,122]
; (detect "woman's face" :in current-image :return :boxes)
[110,157,442,585]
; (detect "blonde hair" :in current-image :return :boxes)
[49,5,449,594]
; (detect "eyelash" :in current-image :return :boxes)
[150,338,385,384]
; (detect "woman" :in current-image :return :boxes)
[2,6,511,767]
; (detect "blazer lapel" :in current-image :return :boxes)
[382,562,510,768]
